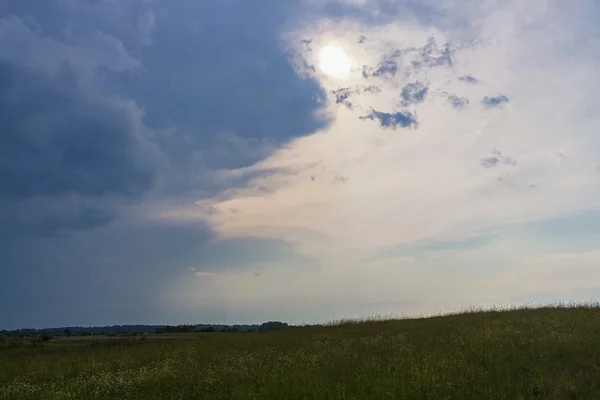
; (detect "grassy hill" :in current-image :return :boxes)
[1,304,600,399]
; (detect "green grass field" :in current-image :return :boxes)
[2,305,600,399]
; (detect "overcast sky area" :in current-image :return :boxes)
[1,0,600,329]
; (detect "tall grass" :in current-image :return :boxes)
[1,304,599,399]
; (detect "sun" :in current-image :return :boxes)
[319,44,351,79]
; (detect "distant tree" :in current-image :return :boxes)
[259,321,288,331]
[163,325,195,333]
[63,328,71,337]
[39,333,52,342]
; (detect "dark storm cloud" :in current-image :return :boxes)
[106,0,327,144]
[0,0,330,330]
[0,15,159,234]
[0,221,308,328]
[2,0,156,48]
[0,0,329,227]
[0,63,154,201]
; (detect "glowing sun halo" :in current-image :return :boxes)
[319,44,351,78]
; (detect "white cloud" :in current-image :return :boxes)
[159,0,600,321]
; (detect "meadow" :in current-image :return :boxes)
[1,304,600,399]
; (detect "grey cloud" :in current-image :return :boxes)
[0,221,308,328]
[0,63,155,201]
[19,207,115,237]
[362,37,456,80]
[0,15,140,75]
[363,85,381,94]
[210,132,277,170]
[135,10,156,46]
[411,37,454,69]
[0,10,161,234]
[1,0,330,232]
[0,193,126,238]
[300,38,313,52]
[401,81,429,105]
[314,1,442,30]
[3,0,157,49]
[330,85,382,109]
[481,158,500,168]
[0,222,214,328]
[458,75,479,84]
[371,57,399,78]
[480,148,517,168]
[482,95,510,108]
[448,94,470,109]
[108,0,327,144]
[360,109,417,129]
[331,87,354,109]
[363,49,401,79]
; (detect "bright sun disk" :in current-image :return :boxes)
[319,44,351,78]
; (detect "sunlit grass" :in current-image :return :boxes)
[1,303,600,399]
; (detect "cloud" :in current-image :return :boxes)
[0,0,335,329]
[458,75,479,84]
[0,0,329,233]
[480,148,517,169]
[0,15,141,75]
[400,81,429,105]
[447,94,469,109]
[109,0,328,144]
[0,63,154,201]
[359,109,418,129]
[370,56,399,78]
[0,218,308,328]
[360,36,456,80]
[162,0,600,318]
[332,87,354,109]
[3,0,158,48]
[482,94,510,108]
[0,12,162,234]
[3,0,600,328]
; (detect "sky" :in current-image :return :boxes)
[1,0,600,329]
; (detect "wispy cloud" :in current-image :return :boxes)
[480,148,517,169]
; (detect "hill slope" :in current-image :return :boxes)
[1,305,599,399]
